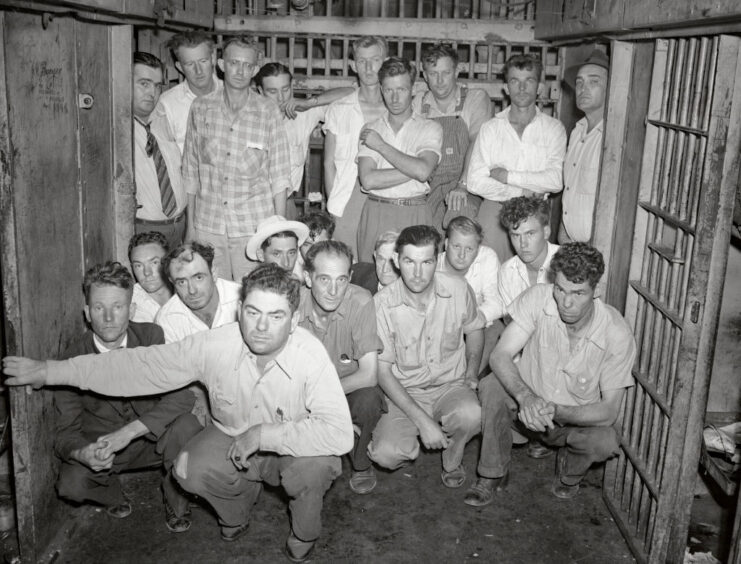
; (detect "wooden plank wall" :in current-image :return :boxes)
[2,12,84,561]
[0,11,134,560]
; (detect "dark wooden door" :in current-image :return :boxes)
[0,11,133,562]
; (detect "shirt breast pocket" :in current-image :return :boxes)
[396,333,421,369]
[440,327,461,356]
[239,142,267,179]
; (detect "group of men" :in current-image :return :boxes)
[0,31,636,563]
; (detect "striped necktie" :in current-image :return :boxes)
[140,120,177,218]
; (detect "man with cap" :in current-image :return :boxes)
[245,215,310,275]
[560,49,609,243]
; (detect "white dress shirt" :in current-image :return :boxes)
[562,117,603,242]
[467,107,566,200]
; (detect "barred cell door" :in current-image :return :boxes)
[602,35,741,564]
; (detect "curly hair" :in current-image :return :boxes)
[298,210,336,240]
[499,196,550,231]
[163,242,216,276]
[396,225,441,255]
[128,231,169,262]
[303,240,353,274]
[83,262,134,303]
[240,263,301,312]
[550,242,604,288]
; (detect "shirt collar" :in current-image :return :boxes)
[386,275,453,308]
[93,333,128,353]
[297,287,349,326]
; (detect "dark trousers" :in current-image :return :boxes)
[346,386,386,471]
[57,413,202,516]
[174,424,341,542]
[477,374,620,482]
[135,214,186,251]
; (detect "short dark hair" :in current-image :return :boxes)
[422,43,458,68]
[396,225,441,255]
[303,240,353,274]
[163,242,215,277]
[550,242,604,288]
[254,62,292,90]
[504,54,543,82]
[83,261,134,304]
[500,196,551,231]
[222,36,260,59]
[261,231,298,252]
[240,263,301,312]
[352,36,388,59]
[166,30,215,63]
[445,216,483,244]
[378,57,416,84]
[133,51,164,76]
[298,210,335,240]
[128,231,169,262]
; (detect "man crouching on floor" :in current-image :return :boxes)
[52,262,201,531]
[3,264,353,562]
[465,243,635,506]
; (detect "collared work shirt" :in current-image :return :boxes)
[357,112,443,199]
[437,245,503,325]
[323,90,385,216]
[375,273,482,392]
[412,84,491,139]
[467,107,566,201]
[497,242,559,308]
[562,117,603,242]
[182,88,291,237]
[131,283,163,323]
[508,284,636,407]
[285,106,326,194]
[154,278,241,343]
[154,78,223,154]
[297,284,382,379]
[134,117,186,221]
[48,324,354,456]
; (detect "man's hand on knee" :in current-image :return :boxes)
[417,417,450,450]
[227,425,262,470]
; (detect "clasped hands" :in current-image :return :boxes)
[518,392,556,433]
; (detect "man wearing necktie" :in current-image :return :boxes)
[133,52,187,249]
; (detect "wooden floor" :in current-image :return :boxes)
[43,438,636,564]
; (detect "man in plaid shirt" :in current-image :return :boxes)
[183,36,291,282]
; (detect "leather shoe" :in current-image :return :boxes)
[527,442,554,459]
[164,500,191,533]
[106,501,132,519]
[220,522,250,542]
[349,467,377,495]
[285,531,316,562]
[551,448,582,499]
[441,464,466,488]
[463,472,509,507]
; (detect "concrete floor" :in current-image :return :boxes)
[42,438,635,564]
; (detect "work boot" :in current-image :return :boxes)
[551,448,582,499]
[463,472,509,507]
[285,531,316,562]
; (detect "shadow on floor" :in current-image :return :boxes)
[46,438,635,564]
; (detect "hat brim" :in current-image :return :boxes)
[245,221,310,260]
